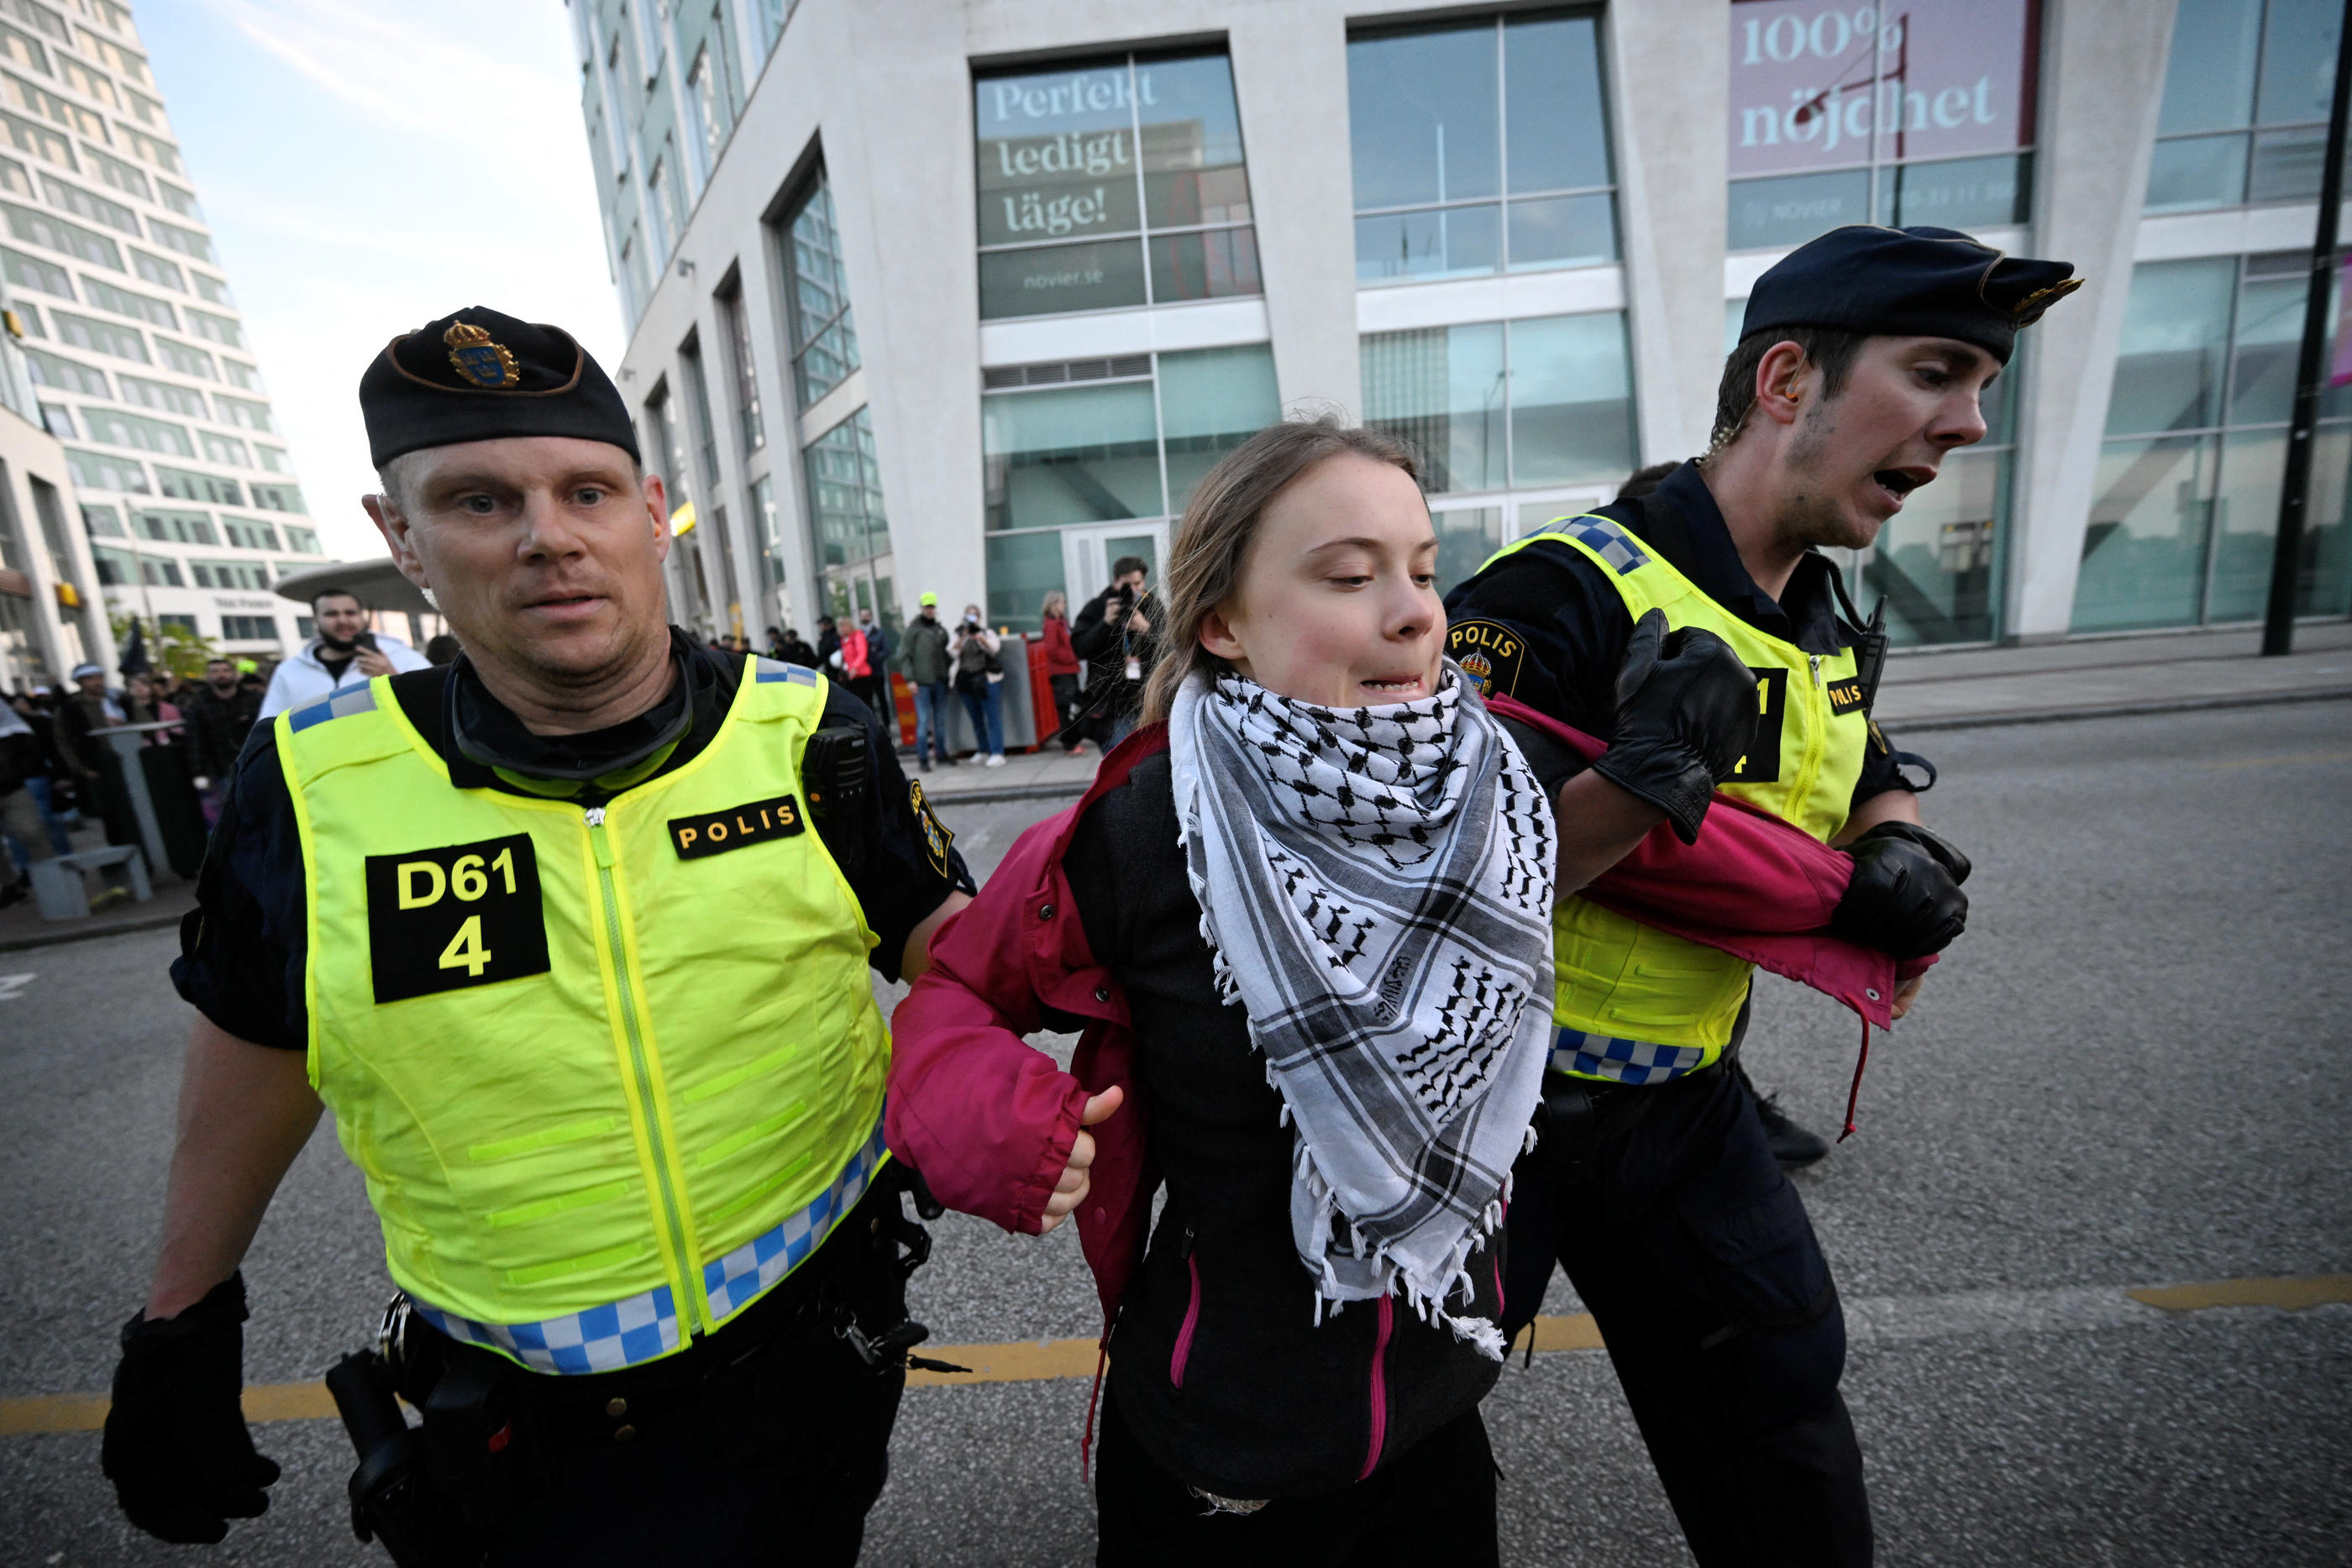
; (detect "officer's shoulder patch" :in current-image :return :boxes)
[1446,619,1525,701]
[908,779,954,879]
[1825,677,1866,716]
[669,794,806,858]
[1555,516,1651,576]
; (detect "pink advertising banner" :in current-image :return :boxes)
[1728,0,2038,178]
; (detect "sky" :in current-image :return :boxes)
[138,0,625,563]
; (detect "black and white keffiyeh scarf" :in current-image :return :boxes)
[1168,663,1557,1356]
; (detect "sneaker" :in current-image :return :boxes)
[917,757,931,773]
[984,753,1005,767]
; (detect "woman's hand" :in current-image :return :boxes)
[1037,1086,1124,1235]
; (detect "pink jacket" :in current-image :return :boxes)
[886,711,1929,1336]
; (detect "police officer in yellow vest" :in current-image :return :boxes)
[1446,228,2078,1565]
[100,307,974,1565]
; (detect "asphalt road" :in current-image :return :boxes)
[2,700,2348,1566]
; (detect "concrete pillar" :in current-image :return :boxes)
[1229,9,1362,414]
[1604,0,1729,464]
[2008,0,2179,641]
[823,0,986,616]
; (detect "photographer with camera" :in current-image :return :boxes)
[257,588,431,720]
[1068,556,1158,748]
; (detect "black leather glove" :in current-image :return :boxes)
[1591,609,1759,845]
[1832,821,1971,959]
[102,1272,281,1544]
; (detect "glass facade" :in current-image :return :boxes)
[779,169,858,410]
[2145,0,2344,212]
[980,343,1278,629]
[974,51,1259,319]
[1362,313,1635,495]
[1348,12,1618,284]
[804,406,895,624]
[2076,254,2352,632]
[1726,0,2039,250]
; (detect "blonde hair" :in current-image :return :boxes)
[1141,415,1421,725]
[1040,590,1068,621]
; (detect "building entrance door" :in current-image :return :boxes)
[1060,521,1168,610]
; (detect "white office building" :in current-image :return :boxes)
[571,0,2351,656]
[0,0,321,679]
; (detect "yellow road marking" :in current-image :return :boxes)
[2125,1273,2352,1313]
[7,1277,2345,1437]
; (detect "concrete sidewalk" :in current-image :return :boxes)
[913,621,2352,805]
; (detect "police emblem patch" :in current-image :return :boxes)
[444,321,521,389]
[908,779,954,879]
[1446,619,1525,700]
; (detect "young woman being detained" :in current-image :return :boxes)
[887,419,1559,1567]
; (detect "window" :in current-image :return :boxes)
[1726,0,2039,251]
[199,430,246,466]
[154,335,212,378]
[721,282,763,453]
[80,501,119,536]
[156,181,200,221]
[8,294,37,333]
[283,523,321,553]
[4,197,119,266]
[0,103,70,165]
[37,400,68,436]
[134,507,213,544]
[81,142,146,201]
[249,480,303,513]
[189,558,270,590]
[90,542,164,584]
[6,3,67,47]
[776,168,858,409]
[87,405,188,454]
[191,271,229,307]
[221,358,260,390]
[980,343,1278,627]
[2076,253,2352,629]
[685,44,731,175]
[20,343,103,394]
[1362,313,1635,492]
[118,371,203,417]
[42,171,136,233]
[1349,13,1618,284]
[254,443,289,474]
[221,515,276,551]
[2148,0,2344,212]
[218,614,279,642]
[215,394,273,433]
[66,444,143,490]
[681,340,722,492]
[50,304,139,358]
[56,53,114,108]
[147,216,208,260]
[155,464,237,503]
[129,246,178,290]
[83,275,172,326]
[123,128,179,174]
[645,150,675,263]
[0,149,24,195]
[0,18,45,76]
[30,474,71,584]
[184,307,239,347]
[752,473,785,588]
[975,50,1259,320]
[3,67,105,139]
[802,404,892,619]
[2,241,68,295]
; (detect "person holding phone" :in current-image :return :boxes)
[256,588,430,719]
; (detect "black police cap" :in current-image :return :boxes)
[1740,226,2080,366]
[359,306,638,469]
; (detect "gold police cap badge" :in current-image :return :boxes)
[444,321,521,389]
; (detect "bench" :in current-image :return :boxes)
[29,844,152,921]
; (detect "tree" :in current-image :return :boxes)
[110,611,219,681]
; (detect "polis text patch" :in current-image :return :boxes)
[669,794,806,859]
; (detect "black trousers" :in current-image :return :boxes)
[1503,1062,1872,1568]
[1093,1387,1499,1568]
[396,1184,916,1568]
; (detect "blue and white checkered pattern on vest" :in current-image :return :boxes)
[411,1117,890,1374]
[285,684,380,732]
[1551,1026,1707,1087]
[1558,516,1651,577]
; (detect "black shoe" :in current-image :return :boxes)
[1740,1062,1830,1167]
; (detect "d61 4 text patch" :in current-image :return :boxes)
[365,833,549,1004]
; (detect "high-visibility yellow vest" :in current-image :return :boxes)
[276,658,890,1371]
[1477,517,1871,1084]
